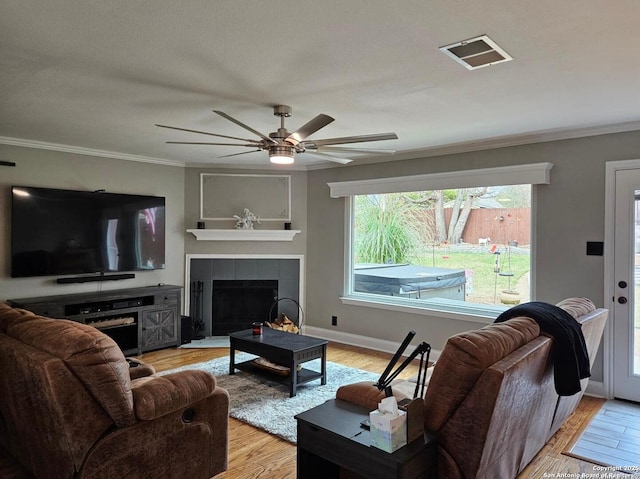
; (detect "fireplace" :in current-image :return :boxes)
[187,255,303,338]
[211,280,278,335]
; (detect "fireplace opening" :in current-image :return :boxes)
[212,280,278,335]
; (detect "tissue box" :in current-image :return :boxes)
[369,409,407,453]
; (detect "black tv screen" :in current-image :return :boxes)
[11,186,166,278]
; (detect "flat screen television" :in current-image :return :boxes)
[11,186,166,278]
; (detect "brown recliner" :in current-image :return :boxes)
[0,301,229,479]
[337,298,608,479]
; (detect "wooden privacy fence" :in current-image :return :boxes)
[419,207,531,246]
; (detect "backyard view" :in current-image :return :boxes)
[353,185,531,306]
[411,244,530,305]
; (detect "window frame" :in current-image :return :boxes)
[330,163,552,323]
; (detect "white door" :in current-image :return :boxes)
[612,168,640,402]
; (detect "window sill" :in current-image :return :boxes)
[339,294,508,325]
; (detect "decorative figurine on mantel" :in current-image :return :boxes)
[233,208,261,230]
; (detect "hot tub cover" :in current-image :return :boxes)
[354,264,466,295]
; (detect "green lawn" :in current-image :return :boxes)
[411,248,531,305]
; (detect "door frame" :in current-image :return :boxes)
[604,158,640,399]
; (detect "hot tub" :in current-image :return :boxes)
[354,264,466,301]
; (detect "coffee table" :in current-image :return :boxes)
[228,328,328,397]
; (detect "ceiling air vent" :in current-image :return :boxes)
[440,35,512,70]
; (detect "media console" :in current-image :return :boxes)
[8,285,182,356]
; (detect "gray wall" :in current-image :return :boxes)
[0,144,185,300]
[183,167,307,257]
[305,130,640,382]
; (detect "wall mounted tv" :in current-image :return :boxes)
[11,186,166,279]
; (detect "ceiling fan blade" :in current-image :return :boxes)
[285,114,334,146]
[314,146,396,155]
[155,124,261,143]
[218,150,263,158]
[302,132,398,147]
[302,151,353,165]
[212,110,277,144]
[166,141,259,147]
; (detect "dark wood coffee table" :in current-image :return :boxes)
[295,399,437,479]
[228,328,328,397]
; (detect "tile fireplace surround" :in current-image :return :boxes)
[185,254,304,337]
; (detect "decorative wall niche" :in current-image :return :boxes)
[200,173,291,221]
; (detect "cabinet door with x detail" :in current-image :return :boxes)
[141,308,177,351]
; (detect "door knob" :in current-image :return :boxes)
[618,280,628,289]
[618,296,628,304]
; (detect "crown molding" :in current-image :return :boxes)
[388,120,640,163]
[0,136,185,167]
[3,118,640,170]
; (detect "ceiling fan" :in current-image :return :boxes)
[156,105,398,165]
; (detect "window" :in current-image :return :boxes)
[328,163,552,322]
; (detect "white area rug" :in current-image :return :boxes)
[179,336,230,348]
[162,354,379,444]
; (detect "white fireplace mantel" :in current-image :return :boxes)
[187,228,301,241]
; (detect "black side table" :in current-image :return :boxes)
[295,399,437,479]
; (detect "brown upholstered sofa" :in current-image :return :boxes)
[0,301,229,479]
[337,298,608,479]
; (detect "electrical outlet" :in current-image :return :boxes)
[331,315,338,326]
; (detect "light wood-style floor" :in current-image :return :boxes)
[568,399,640,468]
[137,342,607,479]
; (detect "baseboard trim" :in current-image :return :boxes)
[303,326,442,362]
[585,380,606,398]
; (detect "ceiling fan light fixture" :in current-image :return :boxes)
[159,105,397,165]
[269,146,295,164]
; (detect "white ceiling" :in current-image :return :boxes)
[2,0,640,169]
